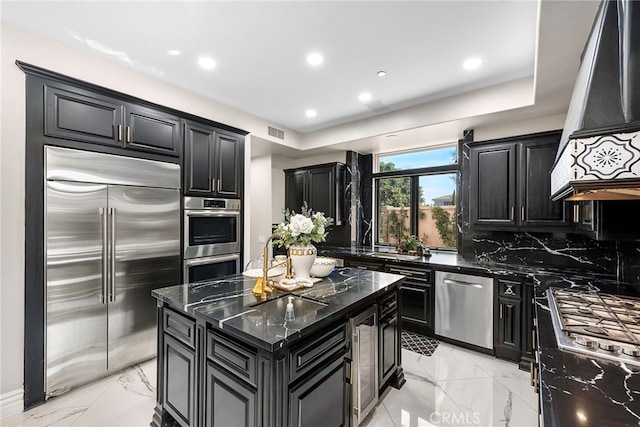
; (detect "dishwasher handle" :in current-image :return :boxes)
[442,278,484,289]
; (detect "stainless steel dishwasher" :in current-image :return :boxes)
[435,271,494,349]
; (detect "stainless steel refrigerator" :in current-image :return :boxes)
[44,146,180,397]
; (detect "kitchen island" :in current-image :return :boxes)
[151,267,405,427]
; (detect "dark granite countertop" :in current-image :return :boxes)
[532,273,640,427]
[152,267,404,352]
[319,246,489,272]
[320,245,640,426]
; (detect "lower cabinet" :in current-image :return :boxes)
[288,352,350,427]
[386,265,434,336]
[157,286,402,427]
[163,334,196,427]
[205,362,257,427]
[494,277,535,369]
[379,311,398,388]
[495,296,522,360]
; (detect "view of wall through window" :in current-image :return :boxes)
[376,146,457,250]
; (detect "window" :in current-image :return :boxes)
[375,146,457,250]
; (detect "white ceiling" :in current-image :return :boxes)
[1,0,600,157]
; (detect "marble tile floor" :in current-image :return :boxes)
[2,342,538,427]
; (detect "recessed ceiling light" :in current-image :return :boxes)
[463,57,482,70]
[167,49,181,56]
[198,56,216,70]
[359,92,372,102]
[306,53,324,66]
[377,71,387,77]
[305,109,317,118]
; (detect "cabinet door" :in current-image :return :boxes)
[519,138,568,227]
[308,166,336,218]
[400,282,433,335]
[214,131,241,197]
[205,362,257,427]
[521,282,535,368]
[44,83,123,147]
[288,354,350,427]
[379,312,398,389]
[125,104,180,156]
[184,122,215,196]
[163,335,196,427]
[495,297,522,361]
[470,143,517,227]
[284,171,307,212]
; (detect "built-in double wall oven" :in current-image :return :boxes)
[183,197,241,282]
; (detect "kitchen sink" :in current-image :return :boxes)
[247,294,328,325]
[365,252,421,261]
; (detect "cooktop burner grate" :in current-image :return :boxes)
[547,288,640,367]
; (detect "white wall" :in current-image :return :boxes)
[271,167,285,225]
[249,155,273,261]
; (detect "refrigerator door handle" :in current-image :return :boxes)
[109,207,116,302]
[101,207,108,304]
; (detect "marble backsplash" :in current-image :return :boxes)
[469,231,640,283]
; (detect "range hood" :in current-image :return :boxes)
[550,0,640,201]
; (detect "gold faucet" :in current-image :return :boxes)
[252,233,285,298]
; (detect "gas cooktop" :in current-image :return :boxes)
[547,288,640,367]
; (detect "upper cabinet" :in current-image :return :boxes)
[469,131,570,231]
[44,81,180,157]
[184,121,243,198]
[284,163,346,225]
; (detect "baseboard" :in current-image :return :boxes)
[0,388,23,420]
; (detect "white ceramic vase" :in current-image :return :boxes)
[288,244,317,280]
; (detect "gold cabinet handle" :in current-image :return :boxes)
[211,178,216,192]
[126,126,131,143]
[217,178,221,193]
[521,206,525,222]
[510,207,514,221]
[500,303,503,319]
[117,124,122,142]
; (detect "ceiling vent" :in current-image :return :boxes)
[363,99,390,113]
[268,126,285,140]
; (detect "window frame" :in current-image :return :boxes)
[373,145,459,251]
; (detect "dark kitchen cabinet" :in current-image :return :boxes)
[470,142,517,227]
[386,264,434,336]
[495,295,522,361]
[469,131,569,231]
[205,362,258,427]
[44,81,180,156]
[571,200,640,240]
[494,277,536,368]
[163,334,196,427]
[284,163,346,225]
[378,291,399,391]
[124,103,181,156]
[521,281,535,371]
[184,121,243,198]
[288,351,350,427]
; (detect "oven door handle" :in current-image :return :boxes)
[185,211,240,218]
[184,254,240,267]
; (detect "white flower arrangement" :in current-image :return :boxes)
[273,202,333,248]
